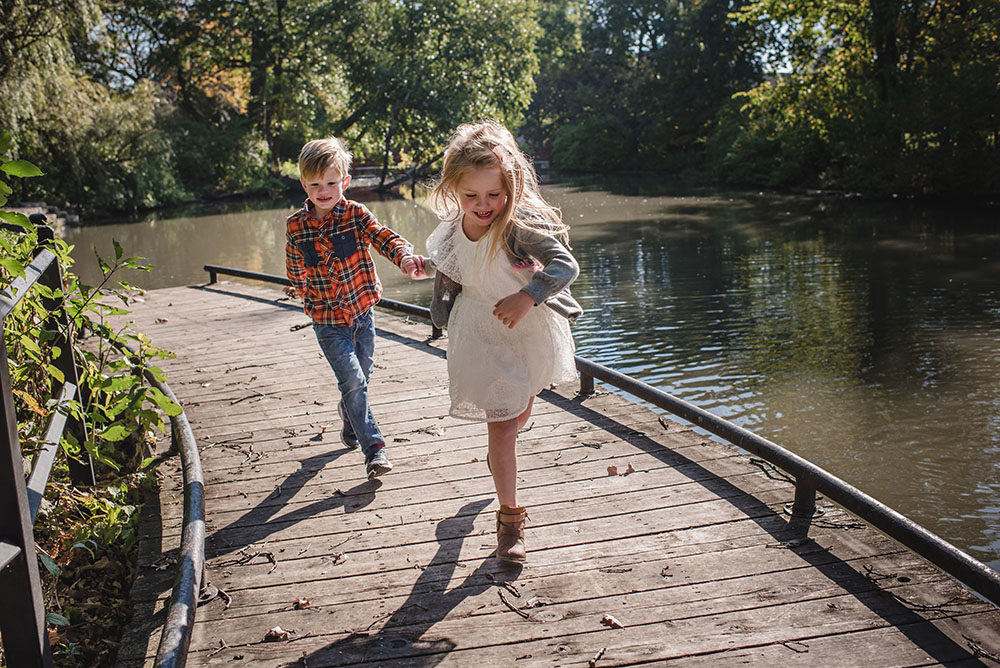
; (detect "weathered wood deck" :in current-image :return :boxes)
[115,280,1000,667]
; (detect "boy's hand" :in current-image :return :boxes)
[493,290,535,329]
[401,255,430,280]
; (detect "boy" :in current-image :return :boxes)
[286,137,428,480]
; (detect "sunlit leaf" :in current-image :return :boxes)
[0,210,30,228]
[12,388,47,416]
[46,364,65,385]
[20,334,42,355]
[0,256,26,278]
[147,386,183,416]
[1,160,44,178]
[100,424,130,442]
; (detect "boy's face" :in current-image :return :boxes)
[301,165,351,218]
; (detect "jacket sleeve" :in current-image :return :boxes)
[430,266,462,330]
[511,226,580,306]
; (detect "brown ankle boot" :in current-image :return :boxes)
[496,505,527,563]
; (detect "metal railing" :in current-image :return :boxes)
[205,263,1000,608]
[114,344,205,668]
[1,215,83,667]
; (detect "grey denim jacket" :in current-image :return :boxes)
[428,225,583,330]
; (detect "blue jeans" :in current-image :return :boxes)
[314,310,384,456]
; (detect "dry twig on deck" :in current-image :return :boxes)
[499,590,530,619]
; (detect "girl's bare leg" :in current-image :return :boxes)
[489,397,535,507]
[516,396,535,430]
[488,418,519,507]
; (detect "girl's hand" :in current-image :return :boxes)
[401,255,430,280]
[493,291,535,328]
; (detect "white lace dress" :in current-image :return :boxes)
[427,220,577,422]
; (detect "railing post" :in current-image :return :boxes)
[788,478,819,519]
[0,343,54,667]
[579,371,595,397]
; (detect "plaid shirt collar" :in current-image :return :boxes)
[303,197,349,228]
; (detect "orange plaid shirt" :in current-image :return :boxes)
[286,198,414,326]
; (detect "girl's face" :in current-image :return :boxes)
[456,167,507,233]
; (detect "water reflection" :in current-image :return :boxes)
[63,177,1000,569]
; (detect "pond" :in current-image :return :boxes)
[63,175,1000,571]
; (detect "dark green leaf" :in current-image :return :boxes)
[38,551,61,576]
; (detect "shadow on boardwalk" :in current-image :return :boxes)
[297,498,511,667]
[207,450,376,559]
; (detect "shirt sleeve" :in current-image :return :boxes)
[355,204,413,266]
[285,219,307,293]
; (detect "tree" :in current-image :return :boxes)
[331,0,541,182]
[532,0,764,171]
[710,0,1000,196]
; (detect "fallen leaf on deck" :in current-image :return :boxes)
[607,466,618,476]
[600,614,625,629]
[150,556,177,571]
[293,597,310,610]
[524,596,553,608]
[263,626,292,641]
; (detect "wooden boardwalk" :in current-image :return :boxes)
[115,281,1000,668]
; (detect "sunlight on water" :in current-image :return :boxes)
[64,177,1000,570]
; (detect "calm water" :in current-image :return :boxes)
[63,177,1000,570]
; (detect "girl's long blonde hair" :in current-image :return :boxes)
[431,119,569,259]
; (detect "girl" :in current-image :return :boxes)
[426,119,582,563]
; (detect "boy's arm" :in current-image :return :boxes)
[285,230,307,297]
[356,205,429,278]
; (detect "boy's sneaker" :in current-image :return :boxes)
[365,447,393,480]
[337,402,359,449]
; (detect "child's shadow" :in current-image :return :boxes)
[206,449,376,559]
[300,498,516,667]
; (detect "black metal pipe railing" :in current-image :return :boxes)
[138,352,205,668]
[204,263,1000,609]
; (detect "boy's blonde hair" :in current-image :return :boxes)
[431,119,568,259]
[298,137,352,180]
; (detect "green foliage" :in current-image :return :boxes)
[552,115,632,170]
[528,0,765,171]
[1,140,177,537]
[333,0,541,172]
[712,0,1000,197]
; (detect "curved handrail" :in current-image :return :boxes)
[120,343,205,668]
[202,263,1000,608]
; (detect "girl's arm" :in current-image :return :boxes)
[510,226,579,305]
[493,226,580,328]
